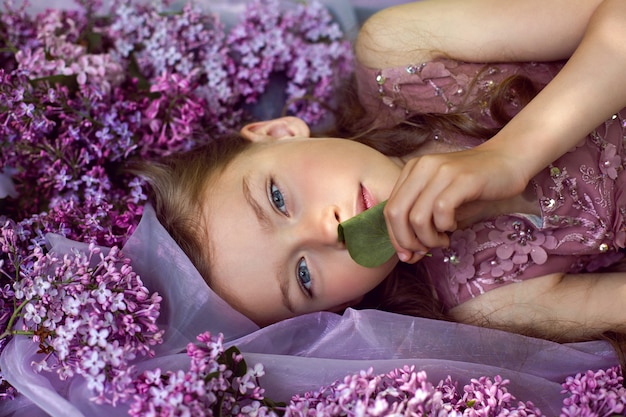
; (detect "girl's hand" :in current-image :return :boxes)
[385,147,529,263]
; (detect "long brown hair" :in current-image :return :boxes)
[128,133,251,287]
[331,72,537,157]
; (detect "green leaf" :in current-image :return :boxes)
[338,200,395,268]
[83,31,103,54]
[128,52,152,92]
[223,345,247,377]
[30,74,78,91]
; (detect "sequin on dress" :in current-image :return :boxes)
[356,59,626,309]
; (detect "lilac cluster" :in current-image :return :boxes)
[284,365,542,416]
[129,357,626,416]
[0,66,147,248]
[560,366,626,416]
[0,227,164,404]
[0,0,353,408]
[130,331,277,417]
[15,6,124,93]
[0,0,38,72]
[106,0,239,133]
[228,0,353,124]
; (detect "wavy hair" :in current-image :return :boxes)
[128,133,251,288]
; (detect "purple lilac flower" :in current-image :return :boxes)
[107,0,238,132]
[560,366,626,416]
[0,68,147,243]
[0,237,164,405]
[228,0,353,125]
[0,0,354,255]
[285,366,541,416]
[129,331,276,416]
[15,7,124,93]
[0,1,38,72]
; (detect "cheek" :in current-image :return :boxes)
[335,265,388,298]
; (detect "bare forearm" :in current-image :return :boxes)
[451,271,626,341]
[480,0,626,185]
[356,0,601,66]
[359,0,626,195]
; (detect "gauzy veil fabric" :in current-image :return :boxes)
[0,205,619,416]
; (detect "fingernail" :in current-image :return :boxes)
[398,252,409,262]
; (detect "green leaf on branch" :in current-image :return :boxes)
[338,200,395,268]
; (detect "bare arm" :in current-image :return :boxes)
[360,0,626,260]
[450,271,626,341]
[356,0,601,66]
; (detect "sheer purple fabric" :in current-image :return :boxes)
[0,205,618,416]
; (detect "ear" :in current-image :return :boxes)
[240,116,310,143]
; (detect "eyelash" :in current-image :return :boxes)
[269,179,288,216]
[297,258,313,298]
[268,179,313,298]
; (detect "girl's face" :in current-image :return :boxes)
[203,118,403,325]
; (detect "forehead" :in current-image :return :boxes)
[202,150,293,324]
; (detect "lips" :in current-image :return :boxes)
[357,184,375,215]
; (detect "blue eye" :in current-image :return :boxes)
[297,258,312,297]
[270,182,287,215]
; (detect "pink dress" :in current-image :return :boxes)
[356,59,626,309]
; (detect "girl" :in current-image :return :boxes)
[138,0,626,352]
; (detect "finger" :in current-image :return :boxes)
[387,158,421,201]
[384,199,430,259]
[386,179,433,254]
[398,169,454,248]
[385,159,431,255]
[430,175,485,233]
[398,251,429,265]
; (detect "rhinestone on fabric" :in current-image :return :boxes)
[542,198,556,210]
[444,253,460,265]
[550,167,561,177]
[406,63,426,75]
[547,215,560,225]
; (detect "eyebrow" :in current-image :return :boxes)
[241,174,296,313]
[242,174,271,230]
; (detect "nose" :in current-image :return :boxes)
[299,205,345,249]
